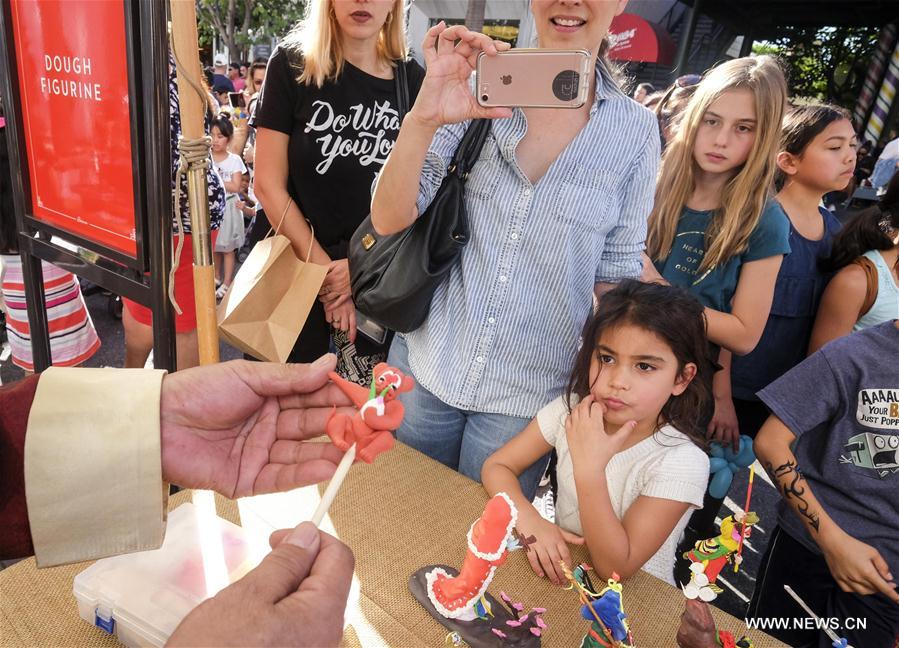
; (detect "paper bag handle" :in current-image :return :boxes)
[270,196,315,264]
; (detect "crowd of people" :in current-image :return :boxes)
[2,0,898,647]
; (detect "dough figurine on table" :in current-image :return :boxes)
[682,511,759,602]
[409,493,548,647]
[561,563,634,648]
[326,363,414,463]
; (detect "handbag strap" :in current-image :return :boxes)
[448,119,491,180]
[394,59,410,120]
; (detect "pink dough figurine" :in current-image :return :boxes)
[325,363,414,464]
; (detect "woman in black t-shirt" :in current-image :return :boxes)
[252,0,424,385]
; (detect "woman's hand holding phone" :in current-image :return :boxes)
[409,22,513,129]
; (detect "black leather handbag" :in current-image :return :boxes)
[348,66,491,332]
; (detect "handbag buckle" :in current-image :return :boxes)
[448,163,470,180]
[362,233,377,250]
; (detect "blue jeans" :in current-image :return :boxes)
[388,335,548,501]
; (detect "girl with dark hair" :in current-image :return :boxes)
[482,280,711,587]
[809,172,899,352]
[728,104,854,440]
[211,115,247,299]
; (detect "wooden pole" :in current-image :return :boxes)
[170,0,219,365]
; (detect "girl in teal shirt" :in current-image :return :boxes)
[643,56,790,545]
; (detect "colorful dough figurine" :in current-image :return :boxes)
[325,363,414,463]
[562,563,634,648]
[409,493,547,647]
[675,598,754,648]
[682,511,759,601]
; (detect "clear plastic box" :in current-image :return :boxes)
[73,502,260,647]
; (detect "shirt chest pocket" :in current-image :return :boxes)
[463,134,501,199]
[552,169,619,233]
[770,275,818,318]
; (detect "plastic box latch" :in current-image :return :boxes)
[94,605,115,634]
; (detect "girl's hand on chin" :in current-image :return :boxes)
[566,395,636,468]
[409,22,513,129]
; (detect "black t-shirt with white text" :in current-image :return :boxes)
[251,47,424,257]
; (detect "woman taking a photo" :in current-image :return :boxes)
[252,0,424,384]
[371,0,661,499]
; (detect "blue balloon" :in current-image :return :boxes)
[707,435,756,497]
[708,468,733,499]
[734,440,756,467]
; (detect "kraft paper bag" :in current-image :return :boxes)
[217,233,327,363]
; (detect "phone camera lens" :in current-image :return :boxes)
[481,94,489,102]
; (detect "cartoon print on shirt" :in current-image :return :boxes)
[840,432,899,478]
[840,389,899,478]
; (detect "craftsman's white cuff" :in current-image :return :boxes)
[25,367,168,567]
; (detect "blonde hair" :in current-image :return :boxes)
[646,56,787,273]
[281,0,408,88]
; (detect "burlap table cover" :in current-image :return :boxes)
[0,442,785,647]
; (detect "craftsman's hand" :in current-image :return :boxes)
[566,395,636,471]
[168,522,354,647]
[516,506,584,586]
[707,395,740,453]
[319,259,351,307]
[819,525,899,603]
[160,355,355,497]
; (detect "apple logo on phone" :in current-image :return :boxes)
[501,74,512,85]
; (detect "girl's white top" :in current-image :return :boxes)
[537,395,709,585]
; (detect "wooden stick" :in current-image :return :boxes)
[734,464,755,573]
[170,0,219,365]
[311,443,356,527]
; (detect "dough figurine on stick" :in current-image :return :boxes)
[409,493,548,647]
[325,363,414,463]
[682,511,759,602]
[561,562,634,648]
[310,364,413,527]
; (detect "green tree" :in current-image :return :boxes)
[196,0,304,61]
[753,25,881,109]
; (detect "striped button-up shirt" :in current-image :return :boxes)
[405,61,660,418]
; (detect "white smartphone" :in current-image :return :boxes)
[475,49,592,109]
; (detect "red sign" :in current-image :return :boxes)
[608,14,676,65]
[10,0,138,256]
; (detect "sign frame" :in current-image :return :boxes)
[0,0,175,371]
